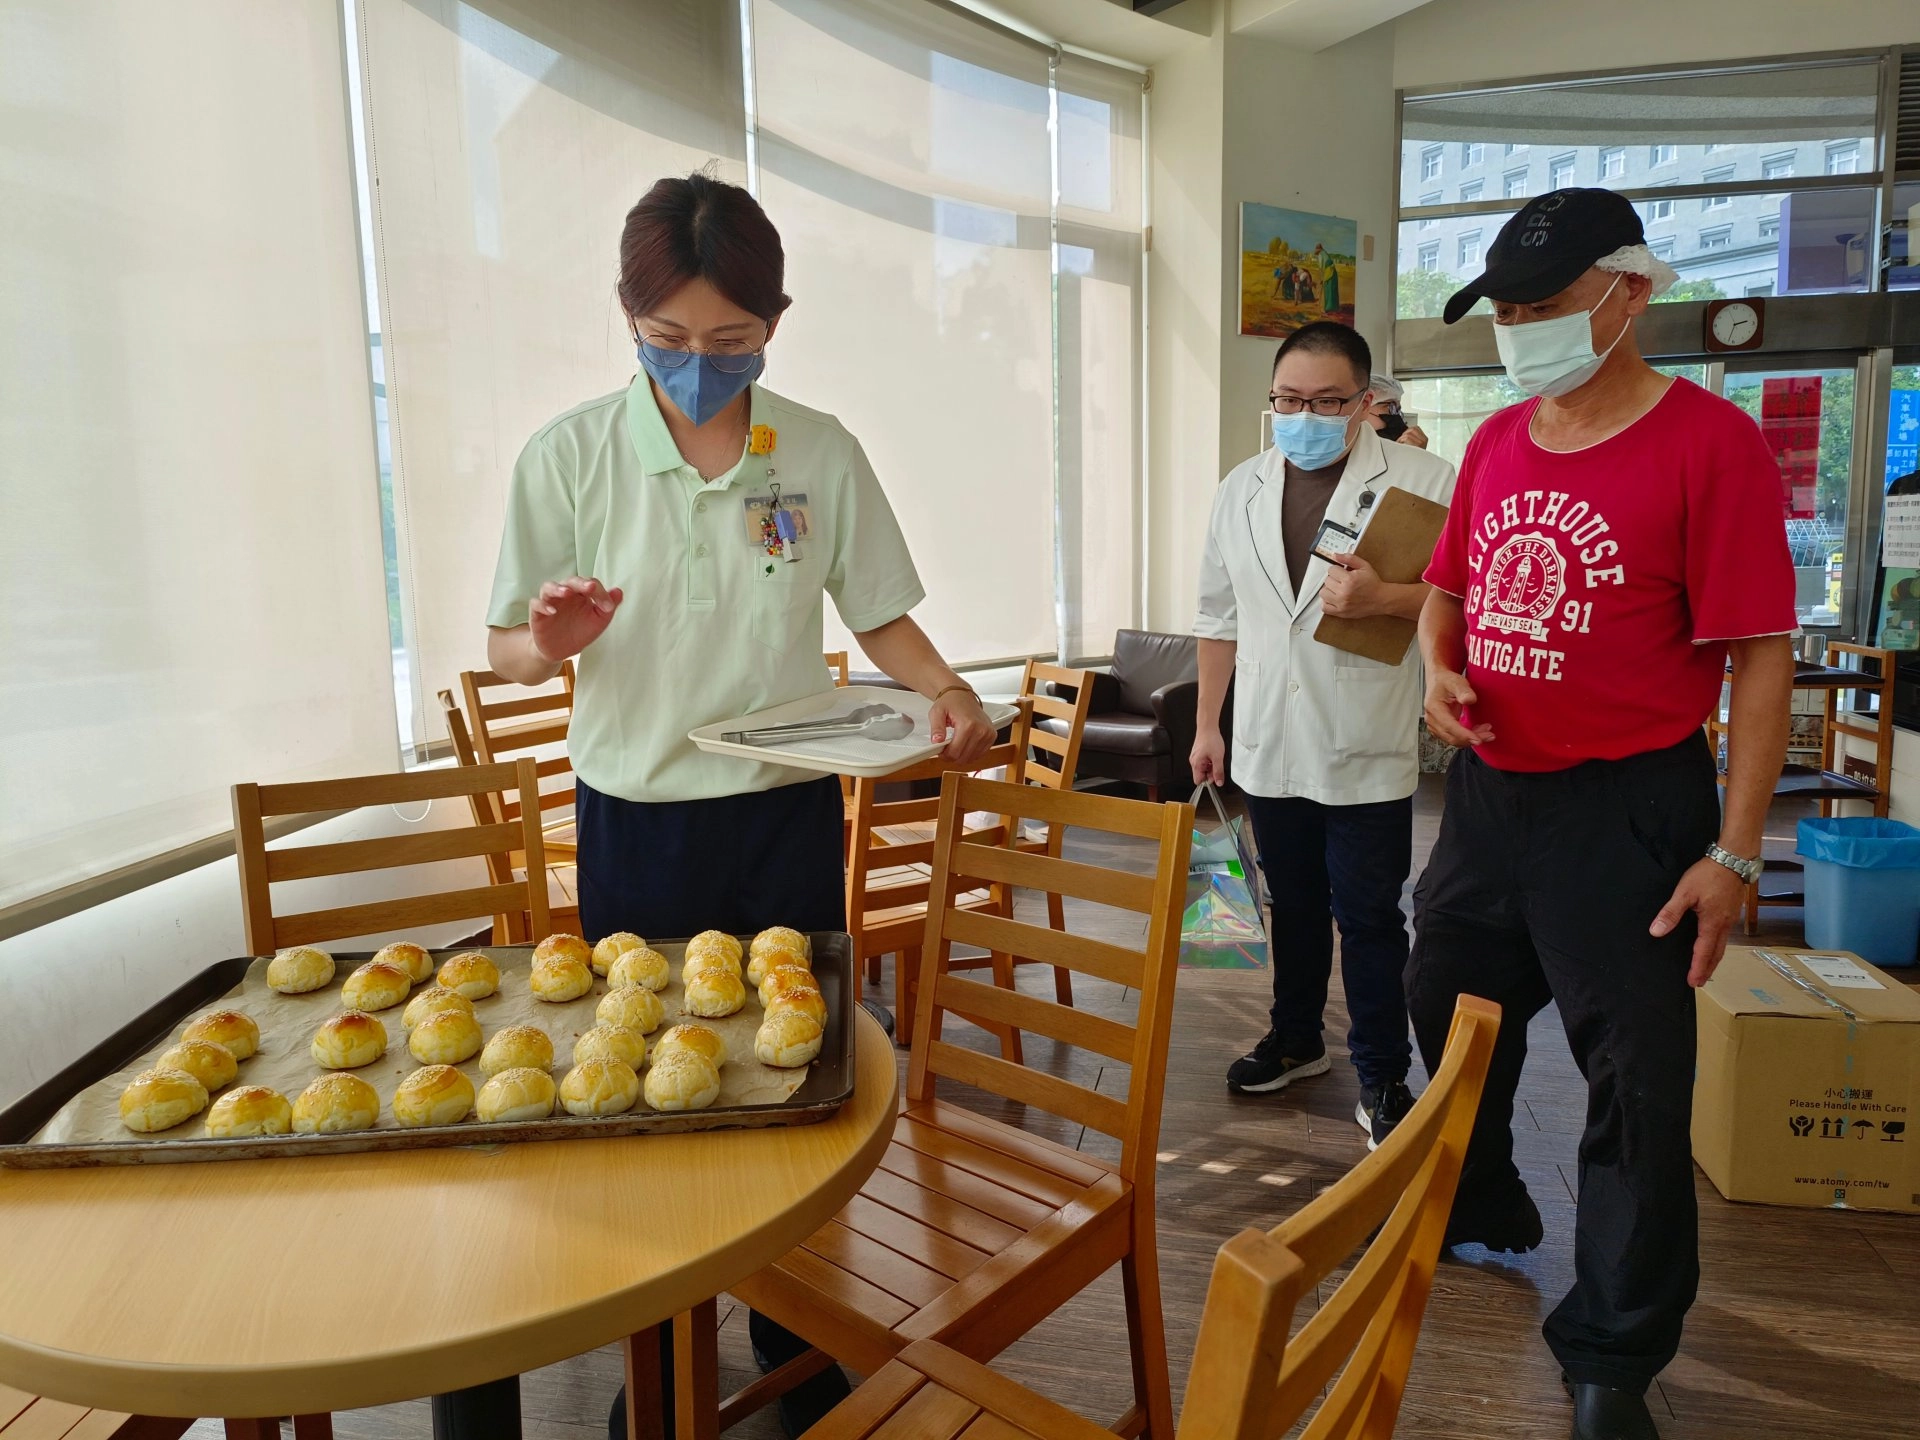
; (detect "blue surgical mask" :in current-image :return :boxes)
[1270,408,1357,471]
[1493,274,1626,399]
[637,342,764,427]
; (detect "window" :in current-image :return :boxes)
[1644,198,1674,223]
[1826,143,1860,175]
[1699,226,1733,251]
[1600,146,1625,179]
[1701,166,1735,210]
[1461,141,1484,167]
[1418,242,1440,271]
[1649,236,1677,260]
[1418,191,1441,226]
[1747,282,1776,297]
[1649,143,1676,167]
[1758,215,1780,241]
[1762,152,1796,181]
[1547,154,1574,189]
[1421,145,1443,180]
[1460,180,1483,203]
[1504,169,1528,199]
[1704,142,1727,154]
[1458,230,1483,267]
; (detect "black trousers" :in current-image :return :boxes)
[1240,793,1414,1089]
[1404,733,1720,1393]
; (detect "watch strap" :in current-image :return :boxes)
[1705,842,1762,885]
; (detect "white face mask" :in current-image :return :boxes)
[1493,274,1628,399]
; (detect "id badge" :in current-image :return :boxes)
[1310,517,1362,566]
[743,492,813,567]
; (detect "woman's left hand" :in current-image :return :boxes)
[930,691,995,767]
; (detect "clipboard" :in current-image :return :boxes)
[1313,486,1449,665]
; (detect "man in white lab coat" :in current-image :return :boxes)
[1192,322,1456,1148]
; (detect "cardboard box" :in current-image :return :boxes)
[1693,946,1920,1213]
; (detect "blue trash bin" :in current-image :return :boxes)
[1796,817,1920,968]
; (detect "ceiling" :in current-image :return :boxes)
[1230,0,1441,52]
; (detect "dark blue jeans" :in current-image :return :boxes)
[1241,792,1414,1089]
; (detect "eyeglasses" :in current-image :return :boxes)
[639,334,764,375]
[1269,389,1367,417]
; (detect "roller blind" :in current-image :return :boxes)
[0,0,398,912]
[752,0,1058,665]
[357,0,747,742]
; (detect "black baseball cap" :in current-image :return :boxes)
[1443,187,1645,324]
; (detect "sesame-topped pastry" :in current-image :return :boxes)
[436,952,500,1000]
[205,1085,292,1138]
[591,932,646,977]
[155,1039,238,1093]
[533,933,594,971]
[608,946,670,993]
[403,986,475,1030]
[373,941,435,984]
[118,1069,208,1133]
[266,946,334,995]
[652,1023,728,1069]
[310,1012,388,1070]
[182,1010,259,1062]
[684,930,744,968]
[292,1073,380,1134]
[530,953,593,1004]
[754,1009,824,1069]
[341,960,412,1013]
[480,1025,554,1076]
[598,985,665,1035]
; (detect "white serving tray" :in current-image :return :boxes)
[689,685,1017,779]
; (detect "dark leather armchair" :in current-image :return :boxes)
[1038,629,1230,801]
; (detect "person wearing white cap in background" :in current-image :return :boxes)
[1407,188,1796,1440]
[1363,374,1429,449]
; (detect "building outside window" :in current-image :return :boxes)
[1421,145,1443,180]
[1601,146,1626,178]
[1759,215,1781,241]
[1459,230,1483,267]
[1419,192,1441,227]
[1763,152,1795,181]
[1460,179,1483,202]
[1417,241,1440,271]
[1700,225,1733,250]
[1649,236,1677,260]
[1504,141,1526,155]
[1701,166,1736,209]
[1504,169,1528,199]
[1747,282,1776,296]
[1549,154,1575,189]
[1461,141,1483,167]
[1649,143,1676,166]
[1827,143,1860,175]
[1645,197,1674,222]
[1704,142,1727,153]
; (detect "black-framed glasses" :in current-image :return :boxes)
[639,336,764,375]
[1269,389,1367,417]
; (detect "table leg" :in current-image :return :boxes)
[671,1299,719,1440]
[223,1422,277,1440]
[291,1419,333,1440]
[623,1326,668,1440]
[429,1377,522,1440]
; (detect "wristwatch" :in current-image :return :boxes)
[1705,842,1763,885]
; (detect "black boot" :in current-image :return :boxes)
[749,1311,852,1438]
[1566,1378,1660,1440]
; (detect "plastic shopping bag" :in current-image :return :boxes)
[1179,783,1269,969]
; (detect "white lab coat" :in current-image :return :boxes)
[1194,425,1457,805]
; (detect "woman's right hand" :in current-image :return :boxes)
[1190,726,1227,787]
[1424,668,1493,748]
[529,577,623,662]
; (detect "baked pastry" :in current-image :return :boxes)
[591,932,646,977]
[598,985,665,1035]
[393,1065,475,1128]
[476,1066,556,1123]
[765,985,827,1030]
[683,948,742,982]
[205,1085,292,1138]
[530,954,594,1004]
[292,1073,380,1133]
[685,930,744,966]
[652,1023,728,1068]
[374,941,435,984]
[609,947,670,992]
[755,1009,824,1069]
[758,964,818,1009]
[342,960,412,1013]
[560,1059,641,1117]
[533,933,594,970]
[437,952,500,1000]
[403,986,475,1030]
[751,926,810,963]
[182,1010,259,1062]
[409,1008,484,1065]
[266,946,335,995]
[573,1023,646,1068]
[156,1039,238,1092]
[310,1012,388,1069]
[119,1068,208,1133]
[747,938,810,988]
[480,1024,553,1076]
[684,967,746,1018]
[643,1050,721,1112]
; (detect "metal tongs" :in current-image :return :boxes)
[722,704,916,747]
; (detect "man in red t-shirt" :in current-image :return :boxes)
[1411,189,1795,1440]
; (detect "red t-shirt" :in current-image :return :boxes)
[1424,378,1796,772]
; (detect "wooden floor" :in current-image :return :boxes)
[179,777,1917,1440]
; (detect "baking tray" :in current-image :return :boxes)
[688,686,1019,779]
[0,934,855,1169]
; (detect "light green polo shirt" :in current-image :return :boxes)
[486,377,925,803]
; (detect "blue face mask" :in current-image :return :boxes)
[1269,408,1356,471]
[637,342,765,427]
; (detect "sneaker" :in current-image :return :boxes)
[1226,1031,1330,1094]
[1355,1080,1415,1152]
[1442,1185,1545,1255]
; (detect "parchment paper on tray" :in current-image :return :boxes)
[33,945,809,1148]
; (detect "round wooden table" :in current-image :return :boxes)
[0,1010,897,1424]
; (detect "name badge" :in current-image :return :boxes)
[743,491,813,569]
[1310,517,1361,566]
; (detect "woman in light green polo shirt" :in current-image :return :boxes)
[487,172,992,1437]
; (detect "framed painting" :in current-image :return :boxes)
[1240,202,1357,338]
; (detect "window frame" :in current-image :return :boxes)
[1420,145,1443,181]
[1599,145,1626,179]
[1548,153,1575,189]
[1698,224,1734,250]
[1503,168,1528,199]
[1457,229,1483,267]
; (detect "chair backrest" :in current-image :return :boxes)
[1822,643,1896,814]
[824,651,851,687]
[1018,661,1095,838]
[231,758,552,955]
[457,664,576,828]
[1109,629,1198,716]
[845,704,1034,923]
[907,773,1195,1188]
[1176,996,1501,1440]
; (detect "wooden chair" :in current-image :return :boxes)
[848,706,1032,1051]
[0,1386,190,1440]
[456,664,577,863]
[231,757,551,954]
[1014,659,1097,1007]
[807,994,1503,1440]
[723,775,1195,1440]
[825,651,852,687]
